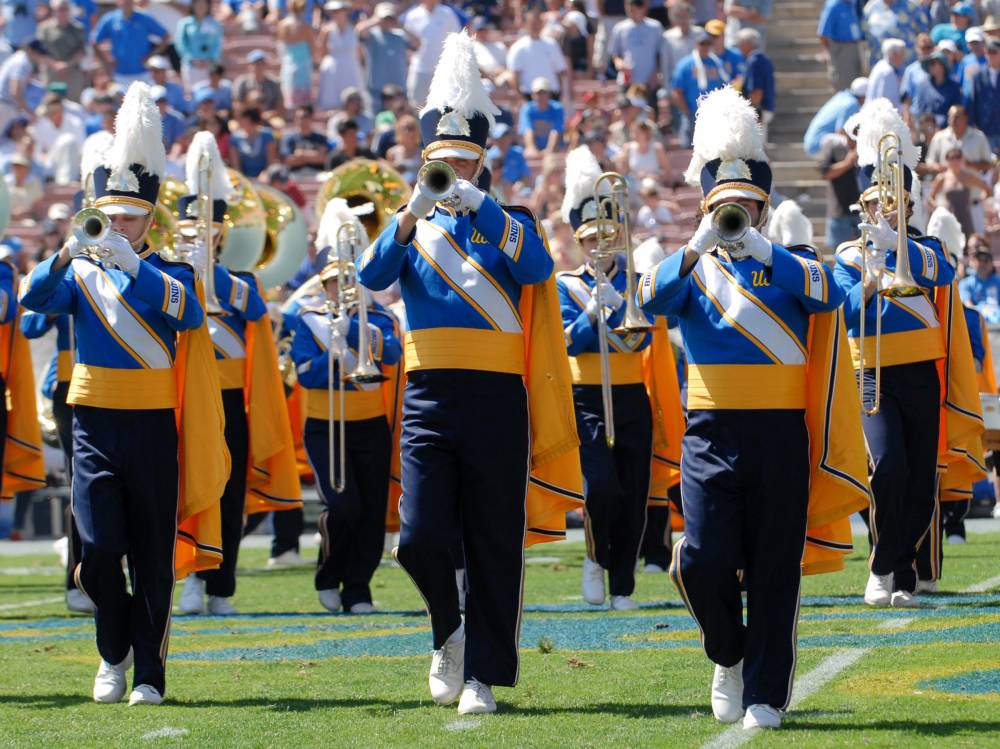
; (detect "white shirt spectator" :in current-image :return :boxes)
[867,57,901,106]
[506,35,568,94]
[29,108,85,181]
[402,2,462,75]
[473,37,507,77]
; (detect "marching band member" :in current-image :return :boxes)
[557,147,683,610]
[638,86,868,730]
[18,82,228,706]
[291,200,402,614]
[833,100,983,608]
[359,31,581,714]
[178,132,302,615]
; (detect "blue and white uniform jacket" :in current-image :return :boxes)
[209,265,267,390]
[20,312,72,399]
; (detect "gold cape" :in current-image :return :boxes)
[0,310,45,500]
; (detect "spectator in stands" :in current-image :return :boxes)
[147,55,188,114]
[358,7,416,113]
[663,1,697,63]
[519,77,564,155]
[174,0,224,91]
[817,0,864,92]
[562,1,595,77]
[234,50,283,117]
[316,0,362,111]
[277,0,315,110]
[959,27,988,92]
[862,0,926,67]
[92,0,171,87]
[47,202,70,236]
[909,51,963,127]
[607,90,646,147]
[371,84,408,155]
[901,33,935,120]
[151,84,186,149]
[868,37,907,107]
[966,37,1000,152]
[164,125,195,177]
[470,16,508,78]
[327,87,373,144]
[385,113,422,182]
[737,28,774,139]
[325,118,374,169]
[528,152,566,217]
[29,92,84,183]
[228,107,277,178]
[803,76,866,157]
[508,7,570,98]
[818,122,860,248]
[280,103,329,177]
[593,0,628,78]
[1,0,42,50]
[0,116,27,163]
[192,64,233,117]
[5,153,41,218]
[959,245,1000,323]
[926,105,993,232]
[401,0,462,105]
[261,163,307,208]
[486,122,530,198]
[671,28,727,147]
[927,144,992,236]
[616,117,670,180]
[37,0,87,102]
[608,0,665,93]
[722,0,771,50]
[937,39,965,84]
[706,19,744,82]
[932,2,975,53]
[635,177,677,233]
[0,40,47,135]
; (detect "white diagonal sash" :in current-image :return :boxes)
[559,273,638,352]
[880,273,939,328]
[73,259,172,369]
[414,221,522,333]
[695,256,807,365]
[301,311,378,391]
[208,317,246,359]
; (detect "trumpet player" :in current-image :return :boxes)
[291,202,401,615]
[18,83,227,706]
[638,87,868,730]
[359,32,580,714]
[832,100,981,609]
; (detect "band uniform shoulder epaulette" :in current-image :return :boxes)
[502,204,538,224]
[785,243,822,260]
[155,253,196,271]
[556,263,588,279]
[835,239,863,256]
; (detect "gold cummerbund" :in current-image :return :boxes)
[67,363,178,410]
[687,364,806,410]
[305,387,386,421]
[56,350,73,382]
[849,327,945,370]
[216,357,246,390]
[569,352,644,385]
[404,327,525,375]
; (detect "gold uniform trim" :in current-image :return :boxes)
[67,363,177,410]
[568,352,644,385]
[849,326,945,369]
[56,350,73,382]
[404,327,525,375]
[94,195,155,213]
[305,388,385,421]
[216,357,246,390]
[686,363,807,410]
[422,141,485,162]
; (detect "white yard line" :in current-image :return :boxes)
[0,596,62,612]
[963,573,1000,593]
[877,616,915,630]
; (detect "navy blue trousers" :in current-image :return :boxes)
[395,370,528,687]
[642,498,674,569]
[198,389,248,598]
[304,414,390,609]
[862,361,940,594]
[672,409,810,710]
[916,497,969,582]
[52,381,83,592]
[243,507,304,555]
[72,406,178,695]
[575,383,652,596]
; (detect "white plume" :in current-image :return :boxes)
[185,131,233,204]
[420,31,500,124]
[102,82,166,191]
[684,86,767,187]
[842,109,864,140]
[80,131,114,183]
[316,198,369,251]
[560,146,604,224]
[855,97,920,169]
[766,199,813,247]
[926,206,966,255]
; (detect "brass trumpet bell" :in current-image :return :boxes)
[712,202,751,245]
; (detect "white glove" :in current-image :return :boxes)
[859,212,897,251]
[453,179,485,214]
[688,213,718,255]
[742,228,773,266]
[864,249,886,285]
[184,241,207,272]
[594,281,624,311]
[407,181,438,219]
[64,235,87,259]
[331,313,351,337]
[104,233,140,277]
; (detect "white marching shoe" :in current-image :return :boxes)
[891,590,921,608]
[457,678,496,714]
[66,588,95,614]
[711,661,744,724]
[429,623,465,705]
[318,589,342,612]
[864,572,893,607]
[179,575,206,614]
[743,704,781,729]
[349,602,375,614]
[128,684,164,706]
[93,649,133,703]
[946,534,966,545]
[456,569,467,613]
[610,595,639,611]
[582,557,606,605]
[915,579,938,594]
[267,550,308,569]
[207,596,238,615]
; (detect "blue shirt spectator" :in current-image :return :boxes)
[73,0,97,35]
[862,0,927,66]
[911,54,963,127]
[803,86,864,156]
[739,35,774,114]
[174,9,223,71]
[671,39,728,116]
[487,125,531,188]
[228,109,276,178]
[959,253,1000,323]
[817,0,862,42]
[965,45,1000,149]
[1,0,41,48]
[517,83,564,153]
[92,2,169,78]
[608,3,666,90]
[148,56,189,113]
[931,4,976,54]
[192,72,233,113]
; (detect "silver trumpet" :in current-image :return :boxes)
[711,202,751,247]
[416,160,460,210]
[71,207,114,263]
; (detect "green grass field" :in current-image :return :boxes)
[1,533,999,748]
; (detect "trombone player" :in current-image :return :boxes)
[557,147,655,612]
[291,199,401,615]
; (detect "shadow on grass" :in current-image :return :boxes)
[783,718,1000,736]
[507,702,706,719]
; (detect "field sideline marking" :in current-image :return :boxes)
[0,596,62,612]
[963,573,1000,593]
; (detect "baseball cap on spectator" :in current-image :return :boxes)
[341,87,363,104]
[149,85,168,102]
[936,39,959,55]
[41,219,59,235]
[247,49,267,64]
[694,27,713,44]
[470,15,489,30]
[336,118,359,134]
[985,15,1000,32]
[849,77,868,97]
[923,51,951,72]
[3,115,28,137]
[966,27,986,44]
[47,81,68,97]
[147,55,171,70]
[951,3,974,18]
[193,87,216,105]
[48,203,71,221]
[26,39,47,56]
[492,123,511,139]
[373,2,396,18]
[530,77,552,94]
[640,177,659,196]
[0,237,22,255]
[266,164,290,183]
[9,154,30,167]
[704,19,725,36]
[324,0,349,10]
